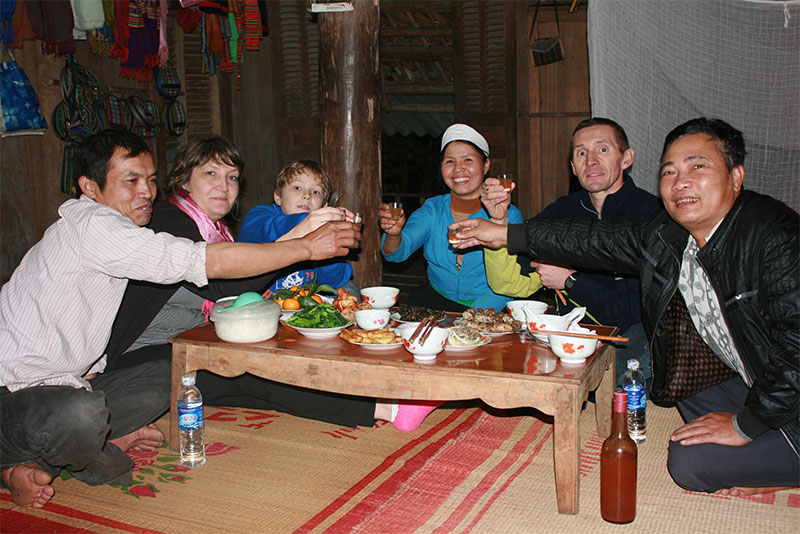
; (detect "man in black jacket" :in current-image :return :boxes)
[452,118,799,495]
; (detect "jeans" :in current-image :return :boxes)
[667,376,800,492]
[0,360,170,487]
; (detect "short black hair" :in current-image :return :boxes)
[661,118,746,171]
[74,130,152,192]
[570,117,630,158]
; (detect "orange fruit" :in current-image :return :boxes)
[311,295,323,304]
[282,298,301,310]
[289,286,301,292]
[299,289,309,296]
[274,298,284,307]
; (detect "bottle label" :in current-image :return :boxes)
[178,401,204,430]
[622,385,646,411]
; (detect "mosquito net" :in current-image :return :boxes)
[587,0,800,211]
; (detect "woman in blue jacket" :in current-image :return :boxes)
[379,124,523,312]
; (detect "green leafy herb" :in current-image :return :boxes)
[287,304,348,328]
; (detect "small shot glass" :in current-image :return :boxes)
[388,201,403,218]
[447,228,460,245]
[498,173,514,192]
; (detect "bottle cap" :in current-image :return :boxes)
[181,374,196,386]
[613,390,628,412]
[627,359,640,371]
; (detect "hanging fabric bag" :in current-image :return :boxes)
[153,60,181,100]
[165,99,186,136]
[0,45,48,137]
[529,0,566,67]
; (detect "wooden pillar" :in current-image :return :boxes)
[319,0,382,289]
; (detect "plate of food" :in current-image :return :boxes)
[285,303,352,338]
[286,323,352,339]
[445,325,491,350]
[340,327,403,349]
[457,307,521,335]
[391,305,447,324]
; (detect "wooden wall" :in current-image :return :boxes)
[0,40,173,284]
[516,4,590,218]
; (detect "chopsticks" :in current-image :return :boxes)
[529,328,630,343]
[408,317,437,344]
[556,290,568,307]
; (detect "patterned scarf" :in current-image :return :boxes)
[169,189,234,321]
[167,189,234,243]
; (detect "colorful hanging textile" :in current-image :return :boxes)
[120,0,159,81]
[157,0,167,65]
[26,0,75,55]
[70,0,105,31]
[243,0,259,51]
[9,0,35,48]
[110,0,130,62]
[0,0,15,45]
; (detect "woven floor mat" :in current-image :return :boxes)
[1,402,798,533]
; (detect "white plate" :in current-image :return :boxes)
[280,309,300,321]
[348,340,403,350]
[285,321,353,339]
[445,336,491,351]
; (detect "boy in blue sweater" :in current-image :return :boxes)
[239,161,358,297]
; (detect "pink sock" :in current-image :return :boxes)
[392,401,441,432]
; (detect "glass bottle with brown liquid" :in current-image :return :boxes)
[601,389,637,524]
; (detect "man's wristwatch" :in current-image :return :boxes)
[565,273,578,291]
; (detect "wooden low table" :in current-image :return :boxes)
[169,321,616,514]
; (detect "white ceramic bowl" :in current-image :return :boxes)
[360,286,400,310]
[355,309,391,330]
[526,314,572,343]
[549,328,599,364]
[210,296,281,343]
[506,300,548,323]
[401,323,449,360]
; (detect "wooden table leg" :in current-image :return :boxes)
[553,386,580,514]
[595,347,615,439]
[169,344,190,452]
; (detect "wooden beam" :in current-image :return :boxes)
[381,28,452,37]
[319,0,382,289]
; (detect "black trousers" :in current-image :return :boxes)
[118,344,377,428]
[667,376,800,492]
[0,360,170,487]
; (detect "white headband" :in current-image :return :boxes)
[440,124,490,158]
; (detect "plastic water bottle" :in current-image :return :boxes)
[621,359,647,443]
[177,374,206,467]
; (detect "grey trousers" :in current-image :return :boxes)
[667,376,800,492]
[0,360,170,487]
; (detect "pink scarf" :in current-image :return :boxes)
[168,189,234,243]
[168,189,234,321]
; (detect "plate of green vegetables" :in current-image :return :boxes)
[285,303,352,338]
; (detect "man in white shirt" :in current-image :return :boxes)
[0,130,360,508]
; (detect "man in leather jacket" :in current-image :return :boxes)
[452,118,799,496]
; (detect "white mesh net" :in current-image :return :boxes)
[588,0,800,212]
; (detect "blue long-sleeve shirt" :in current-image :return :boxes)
[382,193,523,311]
[238,204,354,297]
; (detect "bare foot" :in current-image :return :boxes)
[2,463,55,508]
[715,485,797,497]
[109,423,164,453]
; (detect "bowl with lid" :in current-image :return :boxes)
[210,295,281,343]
